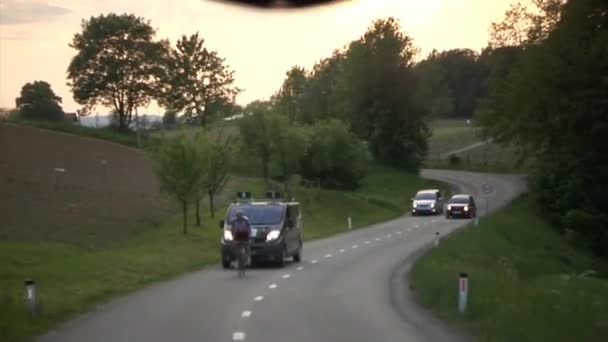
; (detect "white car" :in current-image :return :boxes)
[411,189,444,216]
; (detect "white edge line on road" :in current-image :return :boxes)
[282,274,291,279]
[268,283,277,289]
[254,296,263,302]
[233,332,246,340]
[241,311,252,318]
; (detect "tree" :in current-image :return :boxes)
[273,66,309,123]
[159,33,240,127]
[151,135,205,234]
[67,13,166,131]
[15,81,64,121]
[489,0,564,48]
[162,110,178,128]
[299,120,370,189]
[238,103,281,182]
[205,135,234,218]
[478,0,608,256]
[332,17,429,170]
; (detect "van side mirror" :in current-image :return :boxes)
[219,220,224,229]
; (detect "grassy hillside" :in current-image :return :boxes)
[1,123,445,341]
[0,123,170,247]
[410,195,608,342]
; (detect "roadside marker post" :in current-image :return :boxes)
[433,232,440,247]
[24,279,37,315]
[348,217,352,230]
[458,273,469,313]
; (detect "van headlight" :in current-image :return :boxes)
[266,229,281,241]
[223,230,233,241]
[447,204,452,210]
[464,206,469,212]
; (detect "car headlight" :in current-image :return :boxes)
[447,204,452,210]
[223,230,233,241]
[266,229,281,241]
[464,206,469,211]
[429,201,436,207]
[412,202,416,208]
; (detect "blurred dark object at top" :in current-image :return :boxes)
[216,0,342,8]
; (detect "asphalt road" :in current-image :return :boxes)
[39,170,527,342]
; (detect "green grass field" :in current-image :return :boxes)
[410,195,608,342]
[0,166,442,341]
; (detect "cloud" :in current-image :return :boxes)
[0,0,72,25]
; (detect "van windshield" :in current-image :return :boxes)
[227,205,284,225]
[415,193,436,200]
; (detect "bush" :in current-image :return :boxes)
[300,120,370,190]
[449,154,461,165]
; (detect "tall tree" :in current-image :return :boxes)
[479,0,608,256]
[332,17,429,170]
[239,103,280,182]
[205,135,234,218]
[15,81,64,121]
[67,13,166,131]
[159,33,240,127]
[273,66,309,123]
[151,135,206,234]
[489,0,564,48]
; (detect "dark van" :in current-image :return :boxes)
[220,192,302,268]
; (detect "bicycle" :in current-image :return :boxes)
[235,241,250,278]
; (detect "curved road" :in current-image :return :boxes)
[39,170,526,342]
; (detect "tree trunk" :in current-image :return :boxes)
[195,198,201,227]
[208,190,215,218]
[182,200,188,234]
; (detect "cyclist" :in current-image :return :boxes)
[231,210,251,275]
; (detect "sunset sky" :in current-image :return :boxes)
[0,0,519,114]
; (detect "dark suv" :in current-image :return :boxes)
[446,194,477,219]
[220,193,302,268]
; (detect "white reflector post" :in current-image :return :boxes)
[348,217,352,230]
[24,279,37,314]
[434,232,440,247]
[458,273,468,313]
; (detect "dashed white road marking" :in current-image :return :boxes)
[352,244,359,249]
[311,259,318,264]
[233,332,246,340]
[396,231,402,235]
[241,311,252,318]
[375,237,381,241]
[414,225,419,228]
[339,249,345,253]
[297,266,304,271]
[268,284,277,289]
[254,296,264,302]
[387,234,392,238]
[282,274,291,279]
[325,254,333,258]
[365,241,370,244]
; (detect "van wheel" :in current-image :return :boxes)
[293,241,302,262]
[277,245,287,267]
[222,259,231,269]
